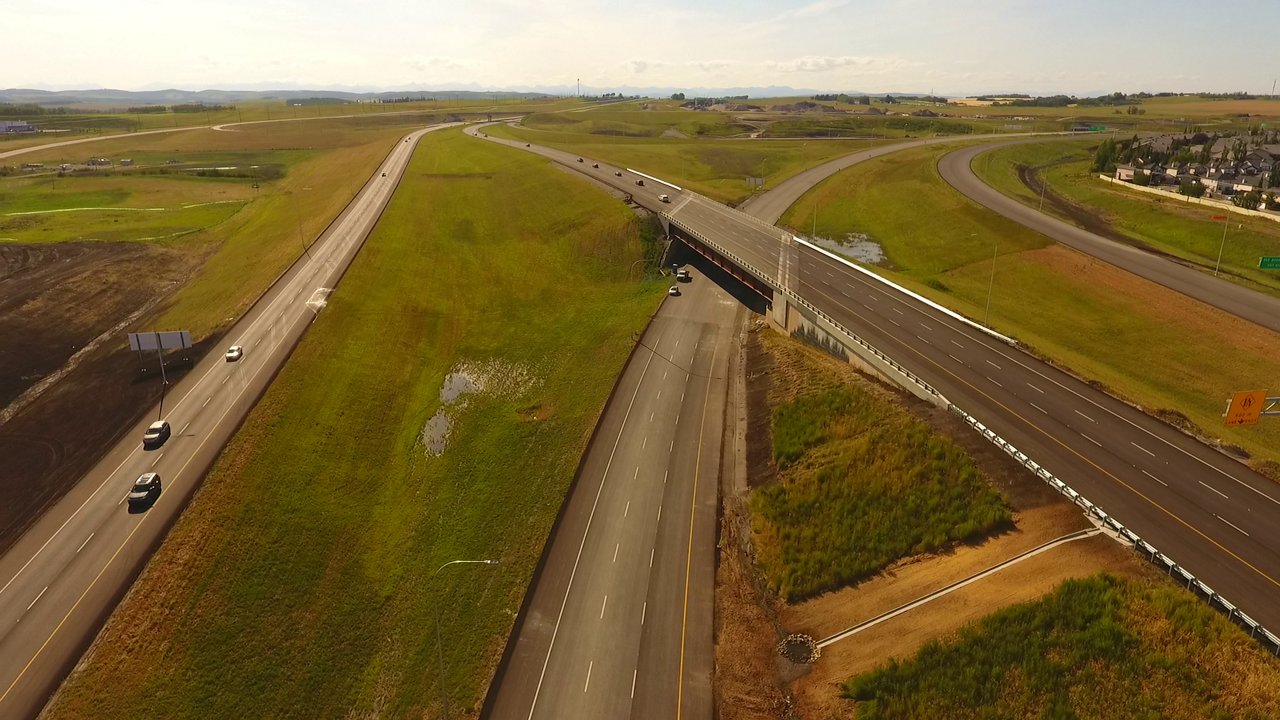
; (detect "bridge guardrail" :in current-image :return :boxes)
[947,403,1280,656]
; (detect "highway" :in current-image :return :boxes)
[664,186,1280,636]
[469,126,740,720]
[0,123,456,719]
[937,140,1280,334]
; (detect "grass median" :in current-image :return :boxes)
[779,142,1280,467]
[44,127,664,718]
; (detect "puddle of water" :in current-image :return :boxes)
[420,359,538,456]
[811,232,885,264]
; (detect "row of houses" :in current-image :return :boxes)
[1115,162,1271,195]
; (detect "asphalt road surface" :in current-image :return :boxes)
[666,185,1280,640]
[470,126,740,720]
[0,123,456,719]
[937,140,1280,334]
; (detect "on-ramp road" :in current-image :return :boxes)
[0,123,456,719]
[938,140,1280,335]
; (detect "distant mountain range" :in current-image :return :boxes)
[0,85,971,108]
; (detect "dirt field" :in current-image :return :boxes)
[713,324,1153,720]
[0,241,213,550]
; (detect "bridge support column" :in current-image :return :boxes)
[770,289,789,331]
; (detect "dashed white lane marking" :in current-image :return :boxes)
[150,452,164,468]
[1199,481,1229,500]
[1026,382,1044,394]
[664,469,668,485]
[988,377,1002,388]
[892,307,904,315]
[920,323,933,331]
[656,506,662,523]
[27,586,48,611]
[1081,433,1102,447]
[669,440,674,452]
[948,354,961,363]
[624,501,630,518]
[1074,410,1095,423]
[633,467,638,480]
[951,340,964,349]
[861,303,873,310]
[253,337,262,347]
[1030,402,1047,414]
[117,493,127,506]
[631,669,637,699]
[915,335,930,345]
[613,544,619,563]
[221,376,228,385]
[584,661,593,693]
[76,533,94,554]
[641,437,647,449]
[1216,514,1250,537]
[650,548,655,567]
[656,390,662,400]
[663,371,668,380]
[986,360,1001,370]
[202,396,211,408]
[1132,442,1155,457]
[641,601,647,625]
[649,412,654,422]
[1142,469,1168,487]
[889,319,901,327]
[600,595,608,619]
[180,422,190,434]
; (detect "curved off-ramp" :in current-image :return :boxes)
[937,140,1280,334]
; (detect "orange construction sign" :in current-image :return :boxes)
[1225,389,1267,427]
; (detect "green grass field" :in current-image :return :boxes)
[844,573,1280,719]
[779,142,1280,467]
[971,138,1280,294]
[43,128,664,718]
[752,330,1010,602]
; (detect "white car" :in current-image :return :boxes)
[668,285,680,297]
[225,345,244,362]
[658,194,670,203]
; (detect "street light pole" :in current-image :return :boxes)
[433,558,498,720]
[985,238,998,326]
[1038,171,1048,212]
[1214,208,1231,277]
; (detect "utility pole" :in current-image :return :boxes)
[1214,208,1231,277]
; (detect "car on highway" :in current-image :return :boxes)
[635,179,645,186]
[614,171,622,177]
[381,172,387,177]
[225,345,244,362]
[592,163,599,168]
[127,472,162,508]
[526,143,530,147]
[677,269,691,282]
[577,157,584,163]
[658,194,670,203]
[668,285,680,296]
[142,420,171,449]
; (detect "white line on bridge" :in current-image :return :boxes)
[150,452,163,468]
[1215,514,1250,537]
[1199,481,1229,500]
[624,501,630,518]
[584,661,593,693]
[613,544,619,563]
[988,377,1002,388]
[600,595,608,619]
[76,533,94,554]
[986,360,1001,370]
[1026,382,1044,393]
[1030,402,1047,414]
[1142,470,1168,486]
[1131,441,1155,457]
[1074,410,1095,423]
[27,586,47,611]
[1081,433,1102,447]
[202,396,211,408]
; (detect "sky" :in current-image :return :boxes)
[10,0,1280,96]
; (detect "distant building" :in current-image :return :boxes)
[1,120,36,133]
[120,158,133,166]
[86,157,112,166]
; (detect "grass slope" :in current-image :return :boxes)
[779,142,1280,466]
[751,330,1010,601]
[845,573,1280,720]
[44,128,662,718]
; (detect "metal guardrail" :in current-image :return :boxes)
[948,404,1280,656]
[666,207,1280,657]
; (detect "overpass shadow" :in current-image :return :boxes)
[665,236,769,316]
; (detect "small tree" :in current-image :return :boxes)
[1091,138,1117,173]
[1132,172,1152,186]
[1179,180,1206,198]
[670,92,685,101]
[1234,190,1262,210]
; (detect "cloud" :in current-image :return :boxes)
[689,60,732,73]
[767,55,907,74]
[404,56,467,73]
[626,59,665,74]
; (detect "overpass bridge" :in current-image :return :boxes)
[660,185,1280,656]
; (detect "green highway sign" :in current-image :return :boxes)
[1260,257,1280,269]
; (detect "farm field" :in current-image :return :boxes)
[0,112,447,552]
[43,127,665,718]
[778,142,1280,468]
[971,138,1280,295]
